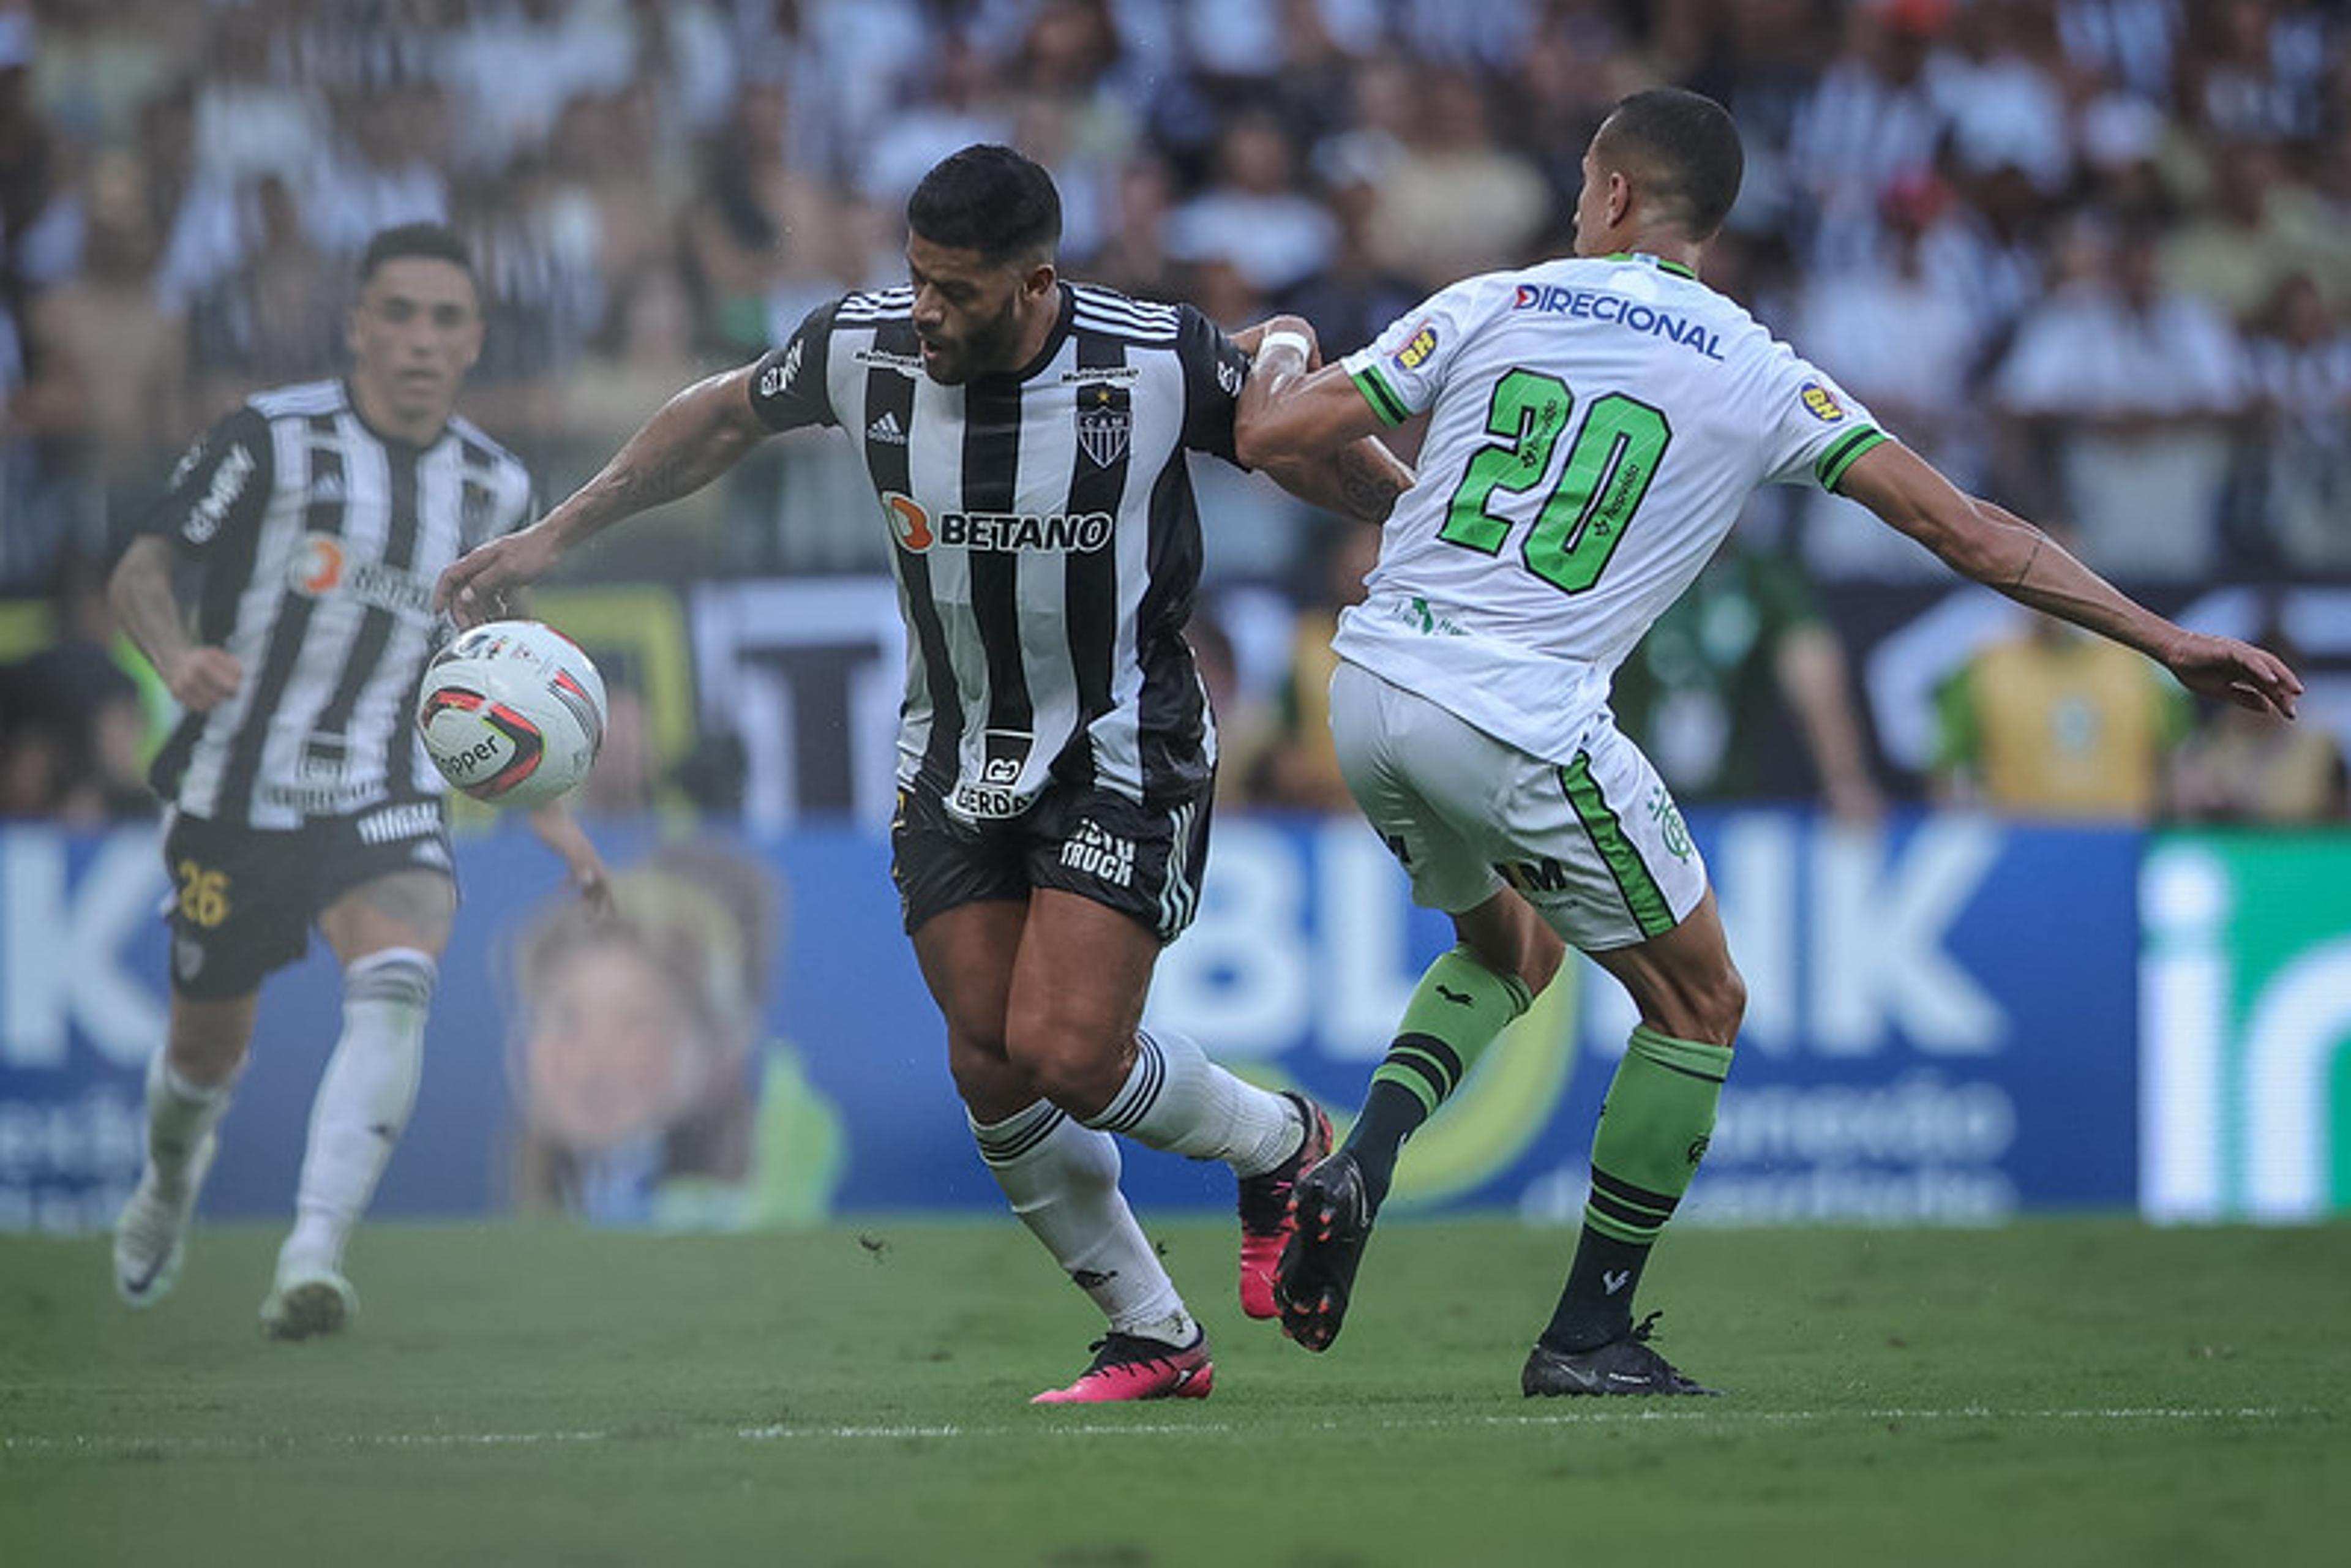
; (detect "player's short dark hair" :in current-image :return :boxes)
[358,222,474,285]
[1594,89,1744,241]
[907,144,1062,265]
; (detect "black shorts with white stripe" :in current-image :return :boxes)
[890,779,1212,945]
[160,802,454,1000]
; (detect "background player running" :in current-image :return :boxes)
[110,223,610,1339]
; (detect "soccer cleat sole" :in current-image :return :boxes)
[261,1275,358,1341]
[1273,1153,1374,1353]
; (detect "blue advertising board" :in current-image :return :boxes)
[0,811,2140,1232]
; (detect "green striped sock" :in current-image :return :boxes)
[1546,1025,1733,1351]
[1346,947,1532,1209]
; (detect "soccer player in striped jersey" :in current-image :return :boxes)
[1235,89,2303,1394]
[440,145,1413,1403]
[108,223,610,1339]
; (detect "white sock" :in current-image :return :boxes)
[283,948,432,1271]
[144,1049,233,1198]
[972,1100,1193,1341]
[1082,1027,1303,1179]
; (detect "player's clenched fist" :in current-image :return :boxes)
[164,647,244,711]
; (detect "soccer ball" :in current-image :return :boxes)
[416,620,607,809]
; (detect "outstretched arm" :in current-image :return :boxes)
[1837,441,2303,718]
[1233,317,1415,523]
[437,365,770,627]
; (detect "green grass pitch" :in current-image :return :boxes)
[4,1217,2345,1566]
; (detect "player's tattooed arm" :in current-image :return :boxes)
[1331,437,1414,523]
[439,367,770,623]
[555,367,769,544]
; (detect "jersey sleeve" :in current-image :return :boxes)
[1338,276,1498,427]
[1757,351,1889,495]
[143,405,273,558]
[1176,304,1253,463]
[747,301,841,432]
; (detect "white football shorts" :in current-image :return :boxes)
[1328,658,1708,953]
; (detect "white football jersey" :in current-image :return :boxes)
[1333,252,1886,762]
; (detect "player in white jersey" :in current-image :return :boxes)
[107,225,609,1340]
[1234,89,2302,1395]
[439,146,1414,1403]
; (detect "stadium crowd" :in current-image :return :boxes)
[1,0,2345,820]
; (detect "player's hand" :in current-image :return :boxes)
[571,852,616,920]
[164,647,244,711]
[1236,314,1323,369]
[437,527,559,628]
[2162,631,2303,719]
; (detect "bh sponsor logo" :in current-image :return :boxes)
[1392,321,1438,372]
[1800,382,1846,423]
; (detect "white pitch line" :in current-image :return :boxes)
[1,1406,2313,1456]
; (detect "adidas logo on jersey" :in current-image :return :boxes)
[866,411,907,446]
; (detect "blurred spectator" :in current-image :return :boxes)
[1611,538,1886,823]
[301,81,451,261]
[1165,108,1337,296]
[1992,219,2247,579]
[13,147,187,533]
[2242,272,2351,572]
[510,843,843,1229]
[1932,603,2192,822]
[186,173,342,419]
[1088,152,1184,302]
[685,77,838,357]
[1275,173,1422,359]
[1787,0,1953,271]
[2168,617,2349,825]
[1361,62,1550,289]
[1794,172,1987,580]
[2179,0,2329,146]
[2161,138,2348,327]
[1927,0,2072,195]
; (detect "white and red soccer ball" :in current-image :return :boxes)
[416,620,607,809]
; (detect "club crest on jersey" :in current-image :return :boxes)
[1392,321,1439,372]
[1800,381,1846,423]
[1074,383,1130,468]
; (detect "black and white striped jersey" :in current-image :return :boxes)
[144,379,535,829]
[749,282,1253,819]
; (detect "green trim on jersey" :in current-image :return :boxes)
[1352,362,1411,426]
[1602,251,1700,280]
[1815,427,1889,492]
[1558,752,1676,939]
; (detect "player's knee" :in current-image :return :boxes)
[1693,959,1746,1045]
[345,947,438,1013]
[1007,1026,1125,1119]
[1520,922,1568,999]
